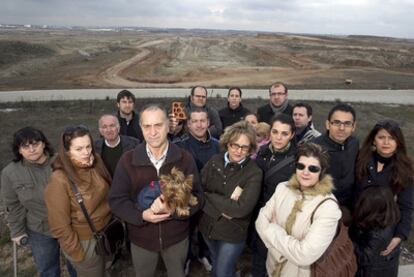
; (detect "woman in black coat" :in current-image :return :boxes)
[354,119,414,276]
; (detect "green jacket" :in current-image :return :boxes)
[1,157,52,237]
[199,153,262,243]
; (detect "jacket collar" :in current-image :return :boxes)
[227,102,244,113]
[287,174,334,197]
[321,133,353,151]
[132,142,182,167]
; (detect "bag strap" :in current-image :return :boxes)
[310,197,338,224]
[264,155,295,184]
[68,179,98,235]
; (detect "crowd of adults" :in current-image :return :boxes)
[1,83,413,277]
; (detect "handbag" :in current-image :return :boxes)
[310,198,357,277]
[69,179,126,256]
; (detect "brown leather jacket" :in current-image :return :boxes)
[45,164,111,262]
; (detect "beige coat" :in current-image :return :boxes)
[256,174,341,277]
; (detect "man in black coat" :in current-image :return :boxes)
[116,89,144,141]
[256,82,292,124]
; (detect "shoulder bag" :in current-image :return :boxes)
[310,198,357,277]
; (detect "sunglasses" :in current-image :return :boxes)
[296,162,321,173]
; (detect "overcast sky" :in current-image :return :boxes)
[2,0,414,38]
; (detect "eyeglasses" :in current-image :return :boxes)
[329,120,354,128]
[296,162,321,173]
[229,143,250,152]
[270,92,287,97]
[20,141,42,150]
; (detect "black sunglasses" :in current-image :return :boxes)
[296,162,321,173]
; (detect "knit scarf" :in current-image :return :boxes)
[270,100,289,115]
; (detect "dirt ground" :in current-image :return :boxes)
[1,27,414,91]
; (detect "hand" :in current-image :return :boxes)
[221,213,232,220]
[168,113,178,133]
[380,237,401,256]
[12,234,28,246]
[150,195,172,215]
[142,208,171,223]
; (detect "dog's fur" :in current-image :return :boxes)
[159,167,198,216]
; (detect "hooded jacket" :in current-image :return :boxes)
[256,174,341,277]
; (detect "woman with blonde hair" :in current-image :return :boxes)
[45,125,112,277]
[256,143,341,276]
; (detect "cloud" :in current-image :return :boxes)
[1,0,413,38]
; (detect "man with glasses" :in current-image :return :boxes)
[257,82,293,124]
[95,114,140,177]
[185,86,222,138]
[312,103,359,223]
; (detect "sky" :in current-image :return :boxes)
[2,0,414,39]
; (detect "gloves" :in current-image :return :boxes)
[11,234,28,246]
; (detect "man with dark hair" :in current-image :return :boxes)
[186,86,222,138]
[219,87,250,129]
[257,82,292,124]
[116,89,144,141]
[95,114,140,177]
[109,104,204,277]
[312,103,359,221]
[292,102,321,144]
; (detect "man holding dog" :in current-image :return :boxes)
[109,104,204,277]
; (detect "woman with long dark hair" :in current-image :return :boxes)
[351,185,401,277]
[354,119,414,275]
[45,125,112,277]
[1,127,76,276]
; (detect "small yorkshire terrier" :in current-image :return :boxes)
[159,167,198,216]
[137,167,197,216]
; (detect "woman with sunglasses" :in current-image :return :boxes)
[250,113,297,276]
[1,127,76,277]
[354,119,414,276]
[198,121,262,277]
[44,125,112,277]
[256,143,341,277]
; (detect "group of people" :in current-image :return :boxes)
[1,83,413,277]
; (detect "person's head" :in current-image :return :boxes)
[116,89,136,116]
[187,107,209,141]
[12,127,54,163]
[62,125,95,166]
[227,87,242,110]
[244,113,258,130]
[98,114,120,143]
[295,143,329,189]
[255,122,270,143]
[270,114,295,151]
[220,121,257,163]
[292,103,313,129]
[139,104,169,150]
[190,86,208,107]
[269,82,288,107]
[356,119,414,194]
[353,185,400,230]
[325,103,356,144]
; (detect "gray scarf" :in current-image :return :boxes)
[270,100,289,115]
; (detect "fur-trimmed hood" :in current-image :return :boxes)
[287,173,334,197]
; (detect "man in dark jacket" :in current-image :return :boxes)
[116,89,144,141]
[257,82,293,124]
[94,114,140,177]
[185,86,222,139]
[312,103,359,219]
[109,104,204,277]
[219,87,250,129]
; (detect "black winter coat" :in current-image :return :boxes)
[350,225,400,277]
[219,103,250,129]
[256,103,292,125]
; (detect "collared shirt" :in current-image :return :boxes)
[224,151,246,167]
[104,136,121,148]
[146,143,169,175]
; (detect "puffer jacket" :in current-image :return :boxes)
[198,153,262,243]
[256,174,342,277]
[44,160,111,262]
[1,157,52,237]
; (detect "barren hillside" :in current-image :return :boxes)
[1,27,414,90]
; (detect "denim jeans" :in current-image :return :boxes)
[203,235,245,277]
[28,230,77,277]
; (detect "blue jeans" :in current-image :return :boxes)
[28,230,77,277]
[203,235,245,277]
